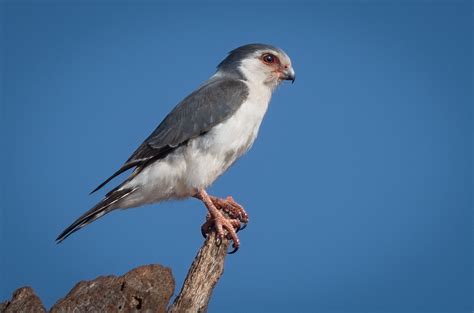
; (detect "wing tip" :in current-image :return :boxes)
[90,163,138,195]
[89,184,102,195]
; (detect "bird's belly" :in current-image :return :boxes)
[126,122,262,207]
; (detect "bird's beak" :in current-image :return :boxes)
[281,67,296,83]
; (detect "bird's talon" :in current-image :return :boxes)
[201,226,209,238]
[228,245,239,254]
[210,195,249,225]
[198,190,249,253]
[200,219,214,238]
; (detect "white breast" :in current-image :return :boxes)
[183,80,272,190]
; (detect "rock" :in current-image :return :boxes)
[50,264,175,313]
[0,286,46,313]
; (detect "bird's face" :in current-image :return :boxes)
[217,44,295,90]
[239,48,295,88]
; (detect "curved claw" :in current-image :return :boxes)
[201,220,212,238]
[201,226,208,238]
[228,244,239,254]
[238,223,247,232]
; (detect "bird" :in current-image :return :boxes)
[56,43,295,252]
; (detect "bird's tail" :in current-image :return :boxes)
[56,187,138,243]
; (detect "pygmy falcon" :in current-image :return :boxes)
[57,43,295,253]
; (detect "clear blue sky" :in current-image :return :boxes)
[1,1,472,312]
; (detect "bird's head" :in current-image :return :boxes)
[217,43,295,89]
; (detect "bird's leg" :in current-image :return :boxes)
[195,189,241,253]
[209,196,249,225]
[201,196,249,236]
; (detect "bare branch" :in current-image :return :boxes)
[168,232,230,313]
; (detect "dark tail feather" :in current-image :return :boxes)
[56,187,137,243]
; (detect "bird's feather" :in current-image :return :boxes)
[56,187,138,242]
[90,78,249,194]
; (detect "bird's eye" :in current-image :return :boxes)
[262,53,275,64]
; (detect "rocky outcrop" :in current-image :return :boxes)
[1,233,228,313]
[1,265,175,313]
[0,287,46,313]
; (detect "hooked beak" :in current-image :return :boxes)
[280,67,296,83]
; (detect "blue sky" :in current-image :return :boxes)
[1,1,472,312]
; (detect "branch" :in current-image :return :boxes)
[168,232,230,313]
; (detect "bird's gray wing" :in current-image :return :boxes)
[91,78,249,193]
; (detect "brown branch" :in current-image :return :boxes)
[168,232,230,313]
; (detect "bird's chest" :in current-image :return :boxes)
[207,84,270,160]
[185,85,271,186]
